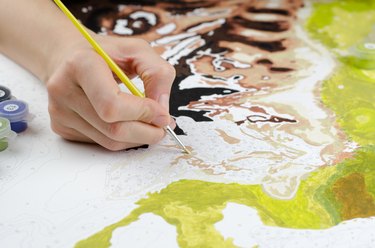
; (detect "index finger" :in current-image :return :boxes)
[118,39,176,111]
[74,51,171,127]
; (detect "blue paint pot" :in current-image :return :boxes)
[0,100,29,133]
[0,117,16,151]
[0,85,12,102]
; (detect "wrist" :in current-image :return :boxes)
[44,29,86,82]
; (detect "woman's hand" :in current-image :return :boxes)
[0,0,176,150]
[46,35,176,150]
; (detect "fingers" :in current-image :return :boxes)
[116,38,176,111]
[46,36,175,150]
[69,93,167,144]
[49,104,165,151]
[73,51,171,127]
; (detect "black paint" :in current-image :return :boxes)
[232,16,289,32]
[247,7,290,16]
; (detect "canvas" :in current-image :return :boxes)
[0,0,374,247]
[65,0,375,247]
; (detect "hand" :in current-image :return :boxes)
[46,34,176,150]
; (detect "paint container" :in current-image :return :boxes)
[0,85,12,102]
[0,100,29,133]
[0,117,16,151]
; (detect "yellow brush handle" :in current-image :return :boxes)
[53,0,191,154]
[53,0,144,97]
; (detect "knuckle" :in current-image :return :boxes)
[50,122,71,140]
[49,121,61,135]
[96,98,118,123]
[48,103,62,118]
[137,99,154,122]
[160,63,176,79]
[46,77,63,97]
[64,51,83,72]
[65,50,97,75]
[106,122,123,138]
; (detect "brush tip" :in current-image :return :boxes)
[183,147,191,154]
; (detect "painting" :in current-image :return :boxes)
[63,0,375,247]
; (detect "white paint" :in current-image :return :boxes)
[232,52,263,64]
[249,14,284,22]
[364,42,375,50]
[152,32,196,45]
[130,11,157,25]
[156,23,176,35]
[132,20,143,29]
[187,18,225,33]
[240,29,268,38]
[113,19,133,35]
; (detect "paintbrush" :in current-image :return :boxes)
[53,0,190,154]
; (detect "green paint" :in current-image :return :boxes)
[306,0,375,50]
[346,43,375,69]
[75,1,375,247]
[76,147,375,248]
[0,137,8,151]
[306,0,375,145]
[0,117,10,151]
[321,66,375,145]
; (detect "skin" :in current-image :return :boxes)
[80,0,350,199]
[0,0,176,151]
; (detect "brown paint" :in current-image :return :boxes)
[333,173,375,220]
[215,129,241,144]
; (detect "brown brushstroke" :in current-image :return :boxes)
[256,58,294,73]
[235,114,297,125]
[215,129,241,144]
[270,67,294,72]
[232,16,290,32]
[333,173,375,220]
[248,39,287,52]
[247,7,290,16]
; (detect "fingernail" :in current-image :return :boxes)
[169,118,176,129]
[158,94,170,112]
[153,115,170,127]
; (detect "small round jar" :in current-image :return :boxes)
[0,100,29,133]
[0,117,14,151]
[0,85,12,102]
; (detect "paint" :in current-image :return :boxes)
[0,117,14,151]
[347,42,375,69]
[68,1,375,247]
[0,85,12,102]
[0,100,29,133]
[215,128,241,144]
[75,148,375,248]
[306,0,375,145]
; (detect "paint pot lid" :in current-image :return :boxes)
[0,100,29,122]
[0,117,13,138]
[0,85,11,102]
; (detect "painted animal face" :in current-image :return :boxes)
[70,0,352,199]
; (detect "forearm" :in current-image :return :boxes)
[0,0,82,82]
